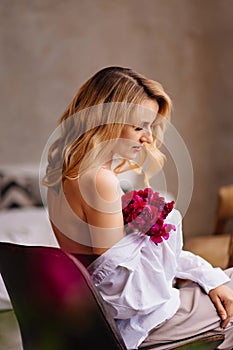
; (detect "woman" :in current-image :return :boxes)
[43,66,233,349]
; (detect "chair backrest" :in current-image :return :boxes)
[0,242,126,350]
[214,184,233,234]
[0,242,225,350]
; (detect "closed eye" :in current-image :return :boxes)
[135,123,152,133]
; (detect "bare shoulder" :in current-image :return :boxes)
[78,167,121,212]
[95,167,120,201]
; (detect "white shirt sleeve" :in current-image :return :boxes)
[175,249,230,293]
[167,209,231,294]
[173,214,230,293]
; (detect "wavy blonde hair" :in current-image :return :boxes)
[42,66,172,190]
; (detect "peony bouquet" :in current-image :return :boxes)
[121,187,176,244]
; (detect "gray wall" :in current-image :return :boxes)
[1,0,233,236]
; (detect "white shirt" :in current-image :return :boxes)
[88,209,230,349]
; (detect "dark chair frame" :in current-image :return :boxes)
[0,242,225,350]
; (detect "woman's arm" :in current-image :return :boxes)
[171,211,230,293]
[176,241,233,327]
[80,168,125,254]
[176,250,230,293]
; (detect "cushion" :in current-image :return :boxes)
[0,165,43,209]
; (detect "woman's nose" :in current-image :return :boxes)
[140,131,153,144]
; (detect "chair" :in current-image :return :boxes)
[184,184,233,269]
[214,184,233,268]
[0,242,124,350]
[214,184,233,235]
[0,242,224,350]
[227,235,233,268]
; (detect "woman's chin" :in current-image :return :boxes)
[114,150,139,161]
[123,153,138,161]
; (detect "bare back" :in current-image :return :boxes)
[48,167,125,256]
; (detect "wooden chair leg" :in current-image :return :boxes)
[227,234,233,268]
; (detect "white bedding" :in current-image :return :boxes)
[0,207,58,310]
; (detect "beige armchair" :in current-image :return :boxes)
[184,184,233,269]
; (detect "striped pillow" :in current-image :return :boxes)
[0,166,43,209]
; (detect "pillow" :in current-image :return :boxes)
[0,207,58,310]
[0,165,43,209]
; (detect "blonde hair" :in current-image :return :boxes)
[42,66,172,189]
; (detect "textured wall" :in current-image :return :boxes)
[0,0,233,236]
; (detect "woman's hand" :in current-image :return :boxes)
[208,284,233,329]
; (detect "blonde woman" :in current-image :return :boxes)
[43,66,233,349]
